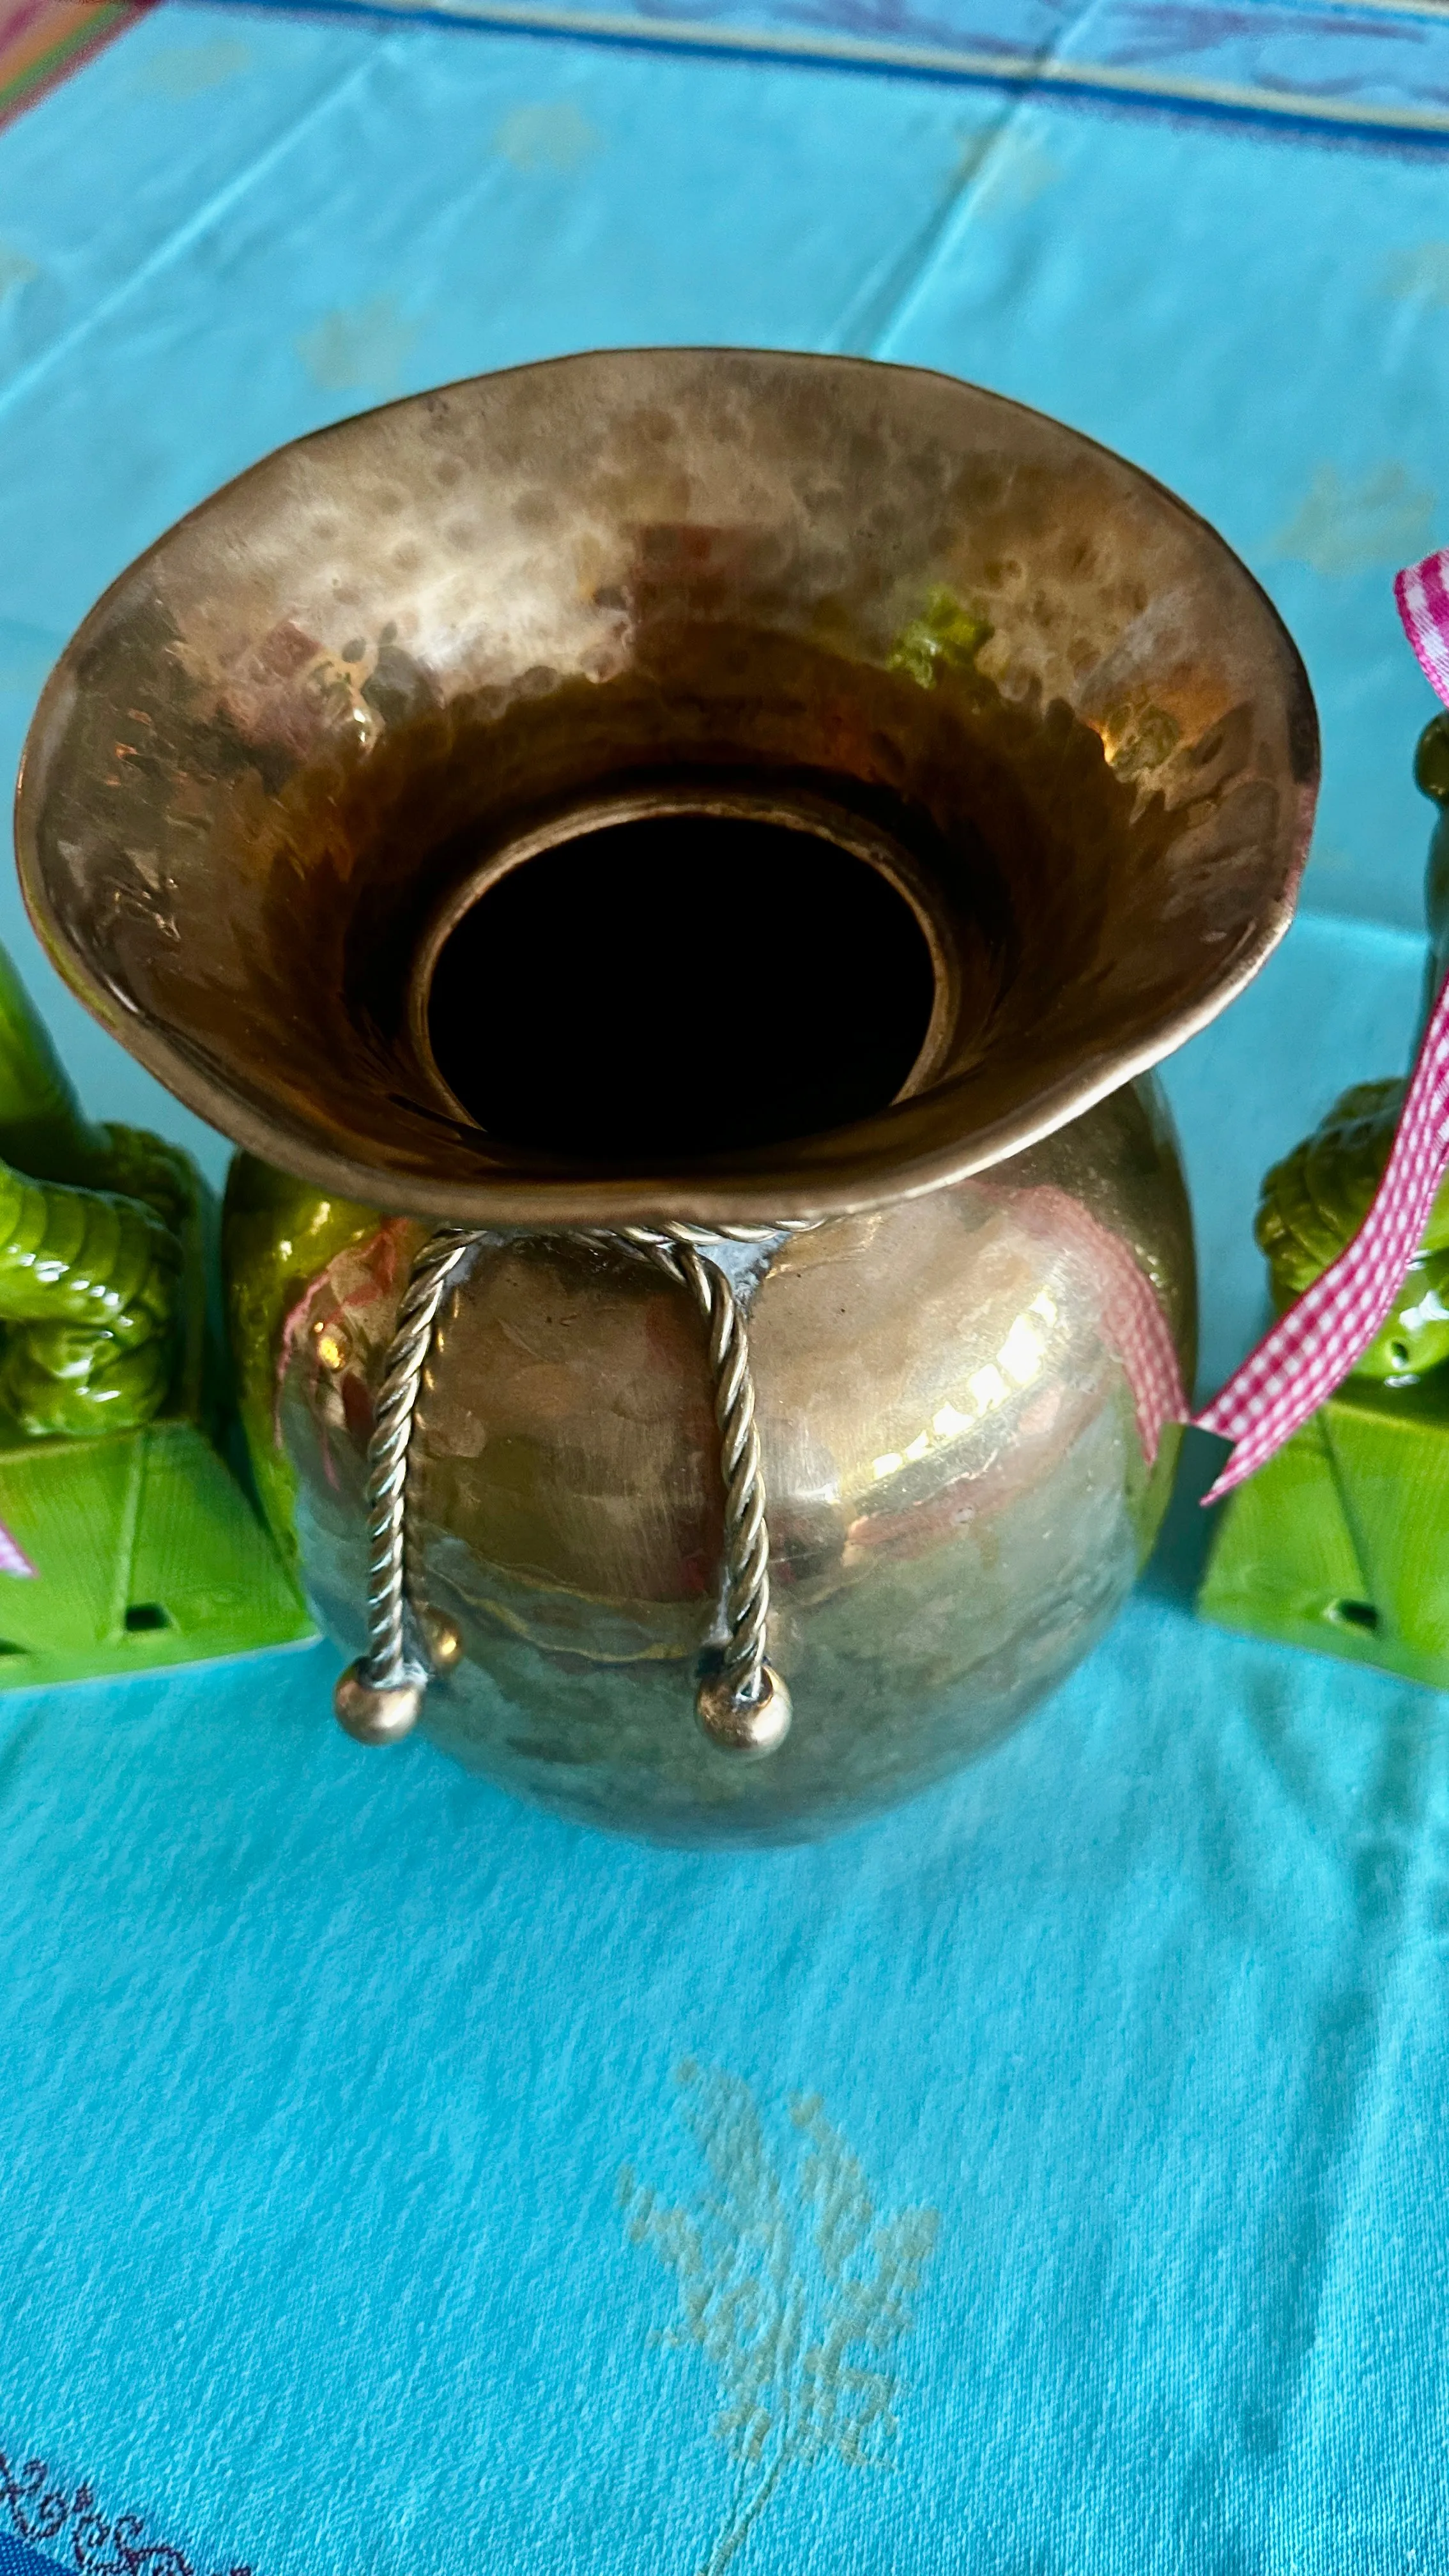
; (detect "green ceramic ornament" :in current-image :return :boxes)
[1200,717,1449,1683]
[1255,1077,1449,1381]
[0,941,311,1683]
[0,942,192,1436]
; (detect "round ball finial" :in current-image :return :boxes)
[695,1662,792,1758]
[334,1662,425,1745]
[417,1608,463,1671]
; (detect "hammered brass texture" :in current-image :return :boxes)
[19,350,1312,1841]
[229,1077,1193,1846]
[17,348,1314,1230]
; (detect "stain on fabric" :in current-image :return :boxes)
[1273,463,1435,578]
[295,295,419,395]
[135,38,252,98]
[0,245,37,303]
[961,123,1060,217]
[1382,241,1449,308]
[493,100,601,174]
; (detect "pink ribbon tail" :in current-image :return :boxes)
[0,1521,36,1577]
[1395,546,1449,705]
[1192,546,1449,1504]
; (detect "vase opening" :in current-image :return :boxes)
[414,792,944,1162]
[15,352,1315,1224]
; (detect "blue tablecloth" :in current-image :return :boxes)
[3,6,1449,2568]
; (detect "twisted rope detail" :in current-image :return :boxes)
[601,1223,815,1712]
[685,1249,771,1707]
[357,1226,486,1690]
[339,1218,811,1745]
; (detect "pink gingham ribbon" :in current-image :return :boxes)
[1192,546,1449,1501]
[1008,1186,1187,1466]
[1397,547,1449,702]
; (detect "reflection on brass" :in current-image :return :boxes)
[417,1607,463,1671]
[15,349,1316,1844]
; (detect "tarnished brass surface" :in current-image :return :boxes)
[15,349,1314,1841]
[16,348,1314,1229]
[229,1077,1193,1844]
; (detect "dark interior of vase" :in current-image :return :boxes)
[422,808,939,1161]
[294,631,1045,1182]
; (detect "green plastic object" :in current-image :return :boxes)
[1256,1077,1449,1381]
[0,944,312,1687]
[0,1410,315,1687]
[1199,715,1449,1682]
[1198,1372,1449,1687]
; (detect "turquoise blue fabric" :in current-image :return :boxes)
[4,6,1449,2568]
[286,0,1449,137]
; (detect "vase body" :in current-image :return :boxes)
[15,348,1315,1843]
[225,1072,1192,1844]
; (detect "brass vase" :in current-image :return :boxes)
[15,350,1315,1844]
